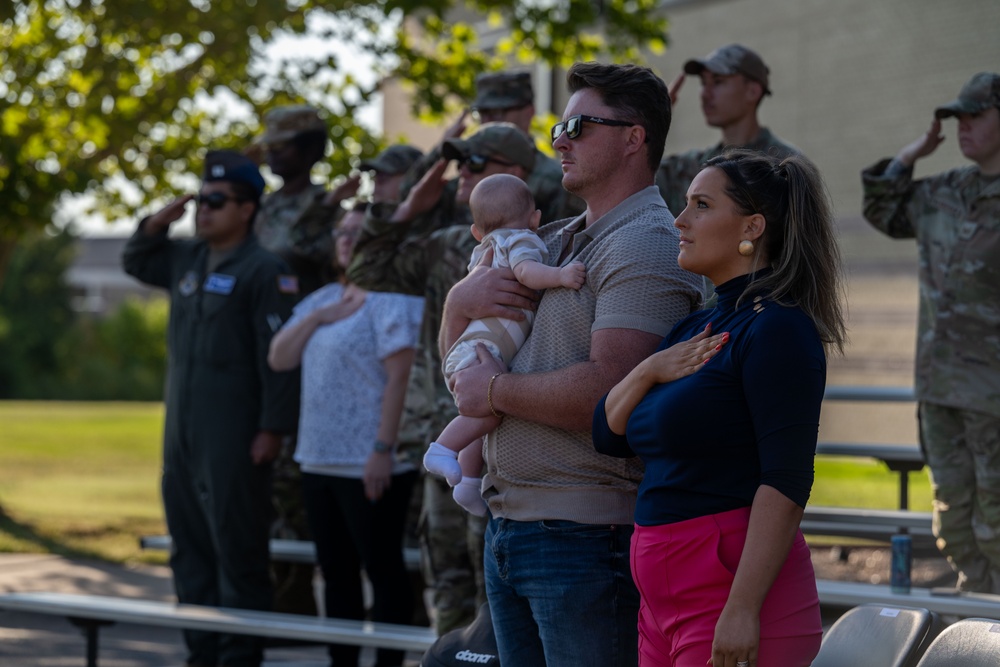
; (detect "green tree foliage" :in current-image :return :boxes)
[57,297,169,401]
[0,228,76,397]
[0,0,669,270]
[0,229,168,400]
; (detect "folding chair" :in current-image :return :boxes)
[913,616,1000,667]
[812,604,940,667]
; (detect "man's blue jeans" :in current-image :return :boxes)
[484,515,639,667]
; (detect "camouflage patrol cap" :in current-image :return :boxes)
[684,44,772,96]
[359,144,424,175]
[202,150,266,197]
[934,72,1000,119]
[472,71,534,110]
[256,105,327,144]
[441,122,536,172]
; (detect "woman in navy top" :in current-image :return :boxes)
[594,151,846,667]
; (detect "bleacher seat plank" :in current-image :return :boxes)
[140,535,420,570]
[0,591,436,664]
[816,579,1000,619]
[802,506,934,544]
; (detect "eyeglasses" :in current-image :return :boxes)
[550,114,635,142]
[196,192,241,210]
[459,154,517,174]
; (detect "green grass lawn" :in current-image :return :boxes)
[0,401,933,565]
[812,458,932,511]
[0,401,167,564]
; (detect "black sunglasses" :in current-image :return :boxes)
[459,154,517,174]
[550,114,635,142]
[196,192,241,210]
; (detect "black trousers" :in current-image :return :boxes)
[302,470,418,667]
[162,432,272,667]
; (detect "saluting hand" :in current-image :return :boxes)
[324,174,362,206]
[392,158,449,223]
[668,73,685,108]
[896,118,945,167]
[443,108,470,140]
[145,195,195,234]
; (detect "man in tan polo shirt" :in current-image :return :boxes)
[442,62,702,667]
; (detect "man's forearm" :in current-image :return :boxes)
[491,328,663,432]
[490,361,614,431]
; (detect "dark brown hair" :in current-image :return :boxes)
[705,150,847,353]
[567,62,671,172]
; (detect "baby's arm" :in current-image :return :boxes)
[513,259,586,291]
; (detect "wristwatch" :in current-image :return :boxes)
[373,439,395,454]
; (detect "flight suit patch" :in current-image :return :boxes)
[277,274,300,295]
[957,221,979,241]
[204,273,237,295]
[179,271,200,297]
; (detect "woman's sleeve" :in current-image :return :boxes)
[741,307,826,507]
[282,288,322,330]
[592,393,637,458]
[373,294,424,360]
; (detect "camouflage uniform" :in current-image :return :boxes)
[861,72,1000,592]
[406,71,584,225]
[657,44,798,218]
[655,128,799,218]
[360,144,425,183]
[405,145,576,226]
[253,105,337,617]
[256,185,338,295]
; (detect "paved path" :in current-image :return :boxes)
[0,553,421,666]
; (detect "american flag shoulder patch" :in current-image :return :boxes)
[277,274,299,294]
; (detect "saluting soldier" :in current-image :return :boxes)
[405,70,584,226]
[122,150,300,667]
[360,143,424,204]
[253,104,359,295]
[862,72,1000,595]
[656,44,799,218]
[251,104,359,616]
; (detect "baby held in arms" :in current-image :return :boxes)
[423,173,586,514]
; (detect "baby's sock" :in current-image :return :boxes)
[453,477,487,516]
[423,442,462,486]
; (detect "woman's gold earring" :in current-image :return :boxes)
[738,240,754,256]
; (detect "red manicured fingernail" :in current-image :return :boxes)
[722,332,730,342]
[714,344,722,351]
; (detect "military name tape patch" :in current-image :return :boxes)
[204,273,237,295]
